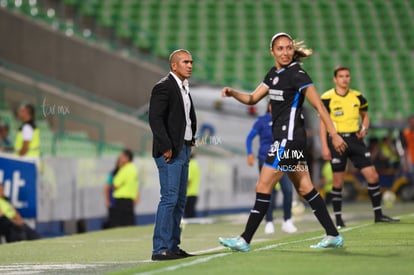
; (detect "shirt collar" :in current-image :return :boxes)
[276,61,297,74]
[170,72,189,92]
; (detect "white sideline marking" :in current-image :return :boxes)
[137,223,371,275]
[0,263,101,273]
[138,253,230,275]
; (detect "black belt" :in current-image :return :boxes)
[338,132,357,137]
[184,140,192,146]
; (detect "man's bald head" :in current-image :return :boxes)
[169,49,191,69]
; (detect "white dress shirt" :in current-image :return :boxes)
[170,72,193,141]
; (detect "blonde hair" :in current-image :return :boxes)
[293,40,312,61]
[270,33,312,62]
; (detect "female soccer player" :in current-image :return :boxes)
[219,32,347,251]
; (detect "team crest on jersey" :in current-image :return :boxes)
[272,76,279,86]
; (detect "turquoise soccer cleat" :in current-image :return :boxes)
[219,236,250,252]
[310,235,344,249]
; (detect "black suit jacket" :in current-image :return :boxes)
[149,74,197,158]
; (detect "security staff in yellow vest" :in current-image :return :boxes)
[110,149,139,227]
[0,184,40,242]
[184,153,201,218]
[14,103,40,157]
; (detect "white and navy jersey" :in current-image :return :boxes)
[262,62,313,142]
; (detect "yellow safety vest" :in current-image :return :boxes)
[187,159,201,196]
[14,124,40,157]
[113,162,139,200]
[0,197,17,219]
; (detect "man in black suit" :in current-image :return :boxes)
[149,49,197,261]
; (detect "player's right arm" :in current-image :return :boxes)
[222,83,268,105]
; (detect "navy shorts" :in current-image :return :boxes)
[264,139,308,172]
[328,133,373,172]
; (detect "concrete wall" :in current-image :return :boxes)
[0,68,152,153]
[35,155,259,222]
[0,7,165,109]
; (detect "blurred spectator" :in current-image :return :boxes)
[0,183,39,243]
[102,157,121,229]
[368,137,380,161]
[14,103,40,157]
[378,135,400,169]
[320,161,334,205]
[184,153,201,218]
[402,115,414,180]
[0,121,13,152]
[110,149,139,227]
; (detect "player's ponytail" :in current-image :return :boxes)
[293,40,312,61]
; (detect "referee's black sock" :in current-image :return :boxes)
[304,188,339,237]
[368,183,383,219]
[331,187,344,224]
[241,192,270,244]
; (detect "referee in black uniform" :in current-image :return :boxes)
[320,66,399,228]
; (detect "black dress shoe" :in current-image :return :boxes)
[175,248,195,257]
[151,251,183,261]
[375,215,400,223]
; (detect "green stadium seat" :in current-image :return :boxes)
[63,0,79,7]
[114,20,133,40]
[6,0,413,124]
[78,0,99,17]
[132,30,153,51]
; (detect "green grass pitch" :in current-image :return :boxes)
[0,202,413,274]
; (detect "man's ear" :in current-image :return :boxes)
[171,62,177,72]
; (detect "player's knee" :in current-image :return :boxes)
[363,166,379,183]
[367,172,379,183]
[256,181,273,194]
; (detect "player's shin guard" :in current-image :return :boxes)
[368,183,383,219]
[304,188,338,236]
[241,193,271,244]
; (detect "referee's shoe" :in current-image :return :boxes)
[375,214,400,223]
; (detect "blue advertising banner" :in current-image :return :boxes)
[0,154,37,218]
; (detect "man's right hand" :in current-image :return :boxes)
[163,149,172,162]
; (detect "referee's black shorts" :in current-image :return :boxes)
[328,133,373,172]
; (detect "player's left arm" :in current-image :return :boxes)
[357,110,370,139]
[305,85,347,154]
[357,94,369,139]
